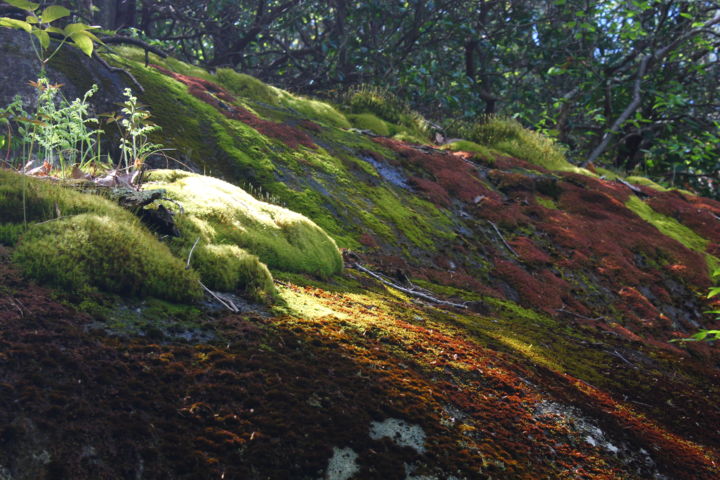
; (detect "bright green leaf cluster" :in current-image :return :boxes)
[0,1,100,63]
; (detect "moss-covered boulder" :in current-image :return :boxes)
[144,170,343,279]
[13,214,201,301]
[0,170,201,301]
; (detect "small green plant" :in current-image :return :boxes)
[113,88,162,172]
[23,78,101,173]
[0,0,100,70]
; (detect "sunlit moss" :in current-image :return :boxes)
[13,213,201,301]
[441,140,497,162]
[625,195,720,272]
[535,195,558,210]
[348,112,391,136]
[146,170,343,278]
[626,175,669,192]
[192,244,276,303]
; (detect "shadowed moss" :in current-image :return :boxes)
[13,213,201,301]
[146,170,343,278]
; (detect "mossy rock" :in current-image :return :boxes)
[145,170,343,278]
[13,213,201,302]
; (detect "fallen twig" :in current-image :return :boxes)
[488,221,518,257]
[611,349,635,367]
[352,263,467,309]
[616,178,647,196]
[9,298,24,317]
[199,281,239,313]
[186,237,200,269]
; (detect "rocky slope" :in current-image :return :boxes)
[0,31,719,479]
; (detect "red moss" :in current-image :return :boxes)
[488,170,538,192]
[647,190,720,245]
[493,259,569,313]
[510,236,552,266]
[299,119,322,132]
[152,65,317,150]
[493,155,551,174]
[408,176,451,207]
[373,137,499,206]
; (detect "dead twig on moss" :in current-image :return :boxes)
[352,263,467,309]
[199,281,239,313]
[488,221,518,257]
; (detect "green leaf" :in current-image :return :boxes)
[25,15,37,24]
[708,287,720,298]
[0,17,32,32]
[70,31,94,56]
[64,23,92,35]
[32,26,49,49]
[45,26,63,34]
[40,5,70,24]
[3,0,39,12]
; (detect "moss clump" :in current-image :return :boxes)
[441,140,498,162]
[343,85,429,140]
[535,195,558,209]
[13,214,201,301]
[192,244,275,303]
[0,169,127,228]
[348,113,391,136]
[146,170,343,278]
[449,116,593,174]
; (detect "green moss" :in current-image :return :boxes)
[371,187,454,249]
[146,170,343,278]
[0,170,126,225]
[535,195,558,209]
[441,140,497,162]
[348,113,391,136]
[626,176,669,192]
[595,167,622,180]
[192,244,275,303]
[625,195,720,272]
[449,116,594,174]
[13,213,201,301]
[215,68,278,104]
[276,91,351,129]
[342,85,429,139]
[626,196,708,253]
